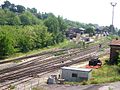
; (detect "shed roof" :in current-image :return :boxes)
[61,67,92,72]
[110,39,120,46]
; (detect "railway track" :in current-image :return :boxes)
[0,47,97,78]
[0,44,109,89]
[0,47,81,64]
[0,54,52,75]
[0,45,98,75]
[0,42,99,64]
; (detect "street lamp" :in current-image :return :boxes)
[110,2,117,33]
[111,2,117,26]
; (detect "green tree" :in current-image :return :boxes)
[0,30,15,58]
[41,12,48,19]
[85,27,95,37]
[9,4,17,12]
[57,16,67,42]
[27,8,37,13]
[34,25,52,48]
[8,15,21,25]
[19,14,31,25]
[57,16,67,34]
[18,26,36,52]
[0,9,21,25]
[36,12,42,19]
[117,53,120,66]
[0,9,7,25]
[1,0,11,9]
[16,5,25,13]
[19,11,41,25]
[44,14,60,44]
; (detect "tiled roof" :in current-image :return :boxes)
[110,39,120,46]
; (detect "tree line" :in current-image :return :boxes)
[0,1,67,58]
[0,0,112,58]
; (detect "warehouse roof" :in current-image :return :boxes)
[61,67,92,72]
[110,39,120,46]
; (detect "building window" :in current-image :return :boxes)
[72,73,77,77]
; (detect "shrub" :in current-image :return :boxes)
[81,80,88,85]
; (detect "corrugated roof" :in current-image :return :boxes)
[61,67,92,72]
[110,39,120,46]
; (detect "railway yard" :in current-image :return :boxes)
[1,0,120,89]
[0,43,110,90]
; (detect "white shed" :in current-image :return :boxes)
[61,67,92,82]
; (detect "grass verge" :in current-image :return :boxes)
[89,65,120,84]
[65,65,120,85]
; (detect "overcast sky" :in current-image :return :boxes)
[0,0,120,28]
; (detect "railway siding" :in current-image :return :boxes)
[0,45,109,89]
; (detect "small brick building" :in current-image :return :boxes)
[109,39,120,64]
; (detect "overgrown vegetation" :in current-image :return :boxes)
[0,1,67,59]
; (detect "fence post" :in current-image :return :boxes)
[31,81,32,90]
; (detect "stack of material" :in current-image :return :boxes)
[47,75,57,84]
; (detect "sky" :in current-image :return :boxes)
[0,0,120,28]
